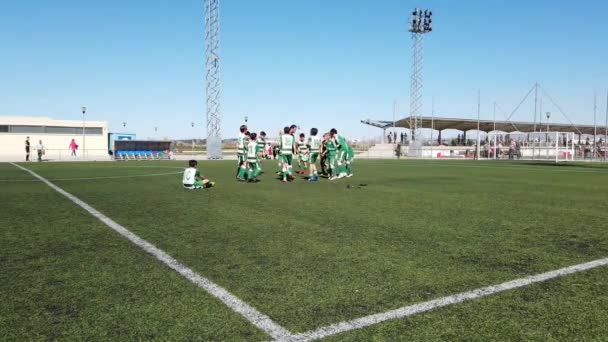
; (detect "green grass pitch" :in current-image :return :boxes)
[1,160,608,340]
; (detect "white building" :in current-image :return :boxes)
[0,116,110,161]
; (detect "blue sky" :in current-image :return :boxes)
[1,0,606,139]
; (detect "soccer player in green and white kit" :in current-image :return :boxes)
[297,133,309,174]
[345,143,354,177]
[307,128,322,181]
[246,132,261,182]
[330,128,349,179]
[279,126,296,182]
[236,125,248,181]
[256,131,267,175]
[183,160,215,189]
[324,132,338,180]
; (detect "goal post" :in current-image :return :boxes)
[485,132,575,162]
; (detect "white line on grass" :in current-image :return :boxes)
[0,172,181,182]
[289,257,608,342]
[406,161,608,174]
[10,163,294,341]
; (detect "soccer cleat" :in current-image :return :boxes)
[346,174,353,178]
[236,177,246,182]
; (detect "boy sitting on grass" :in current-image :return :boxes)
[183,160,215,189]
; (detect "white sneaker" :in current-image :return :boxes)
[338,173,347,179]
[329,176,337,181]
[346,174,353,178]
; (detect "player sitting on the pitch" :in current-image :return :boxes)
[246,132,261,182]
[307,128,322,181]
[297,133,309,174]
[183,160,215,189]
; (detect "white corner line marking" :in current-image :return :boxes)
[10,163,294,341]
[289,257,608,342]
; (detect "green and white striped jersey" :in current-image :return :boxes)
[247,141,259,161]
[280,134,295,155]
[256,137,266,151]
[182,167,200,185]
[297,140,309,155]
[308,135,322,152]
[237,133,247,154]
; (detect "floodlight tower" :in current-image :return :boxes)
[408,8,433,147]
[205,0,222,159]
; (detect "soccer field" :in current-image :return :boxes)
[2,160,608,341]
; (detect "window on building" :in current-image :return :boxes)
[0,125,8,133]
[45,126,78,134]
[85,127,103,135]
[10,125,45,133]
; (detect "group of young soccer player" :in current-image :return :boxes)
[181,124,355,189]
[236,124,354,183]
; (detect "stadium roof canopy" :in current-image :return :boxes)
[361,116,600,135]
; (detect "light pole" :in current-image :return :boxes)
[154,126,158,139]
[122,122,126,129]
[546,112,551,144]
[408,7,433,146]
[81,106,87,159]
[191,122,195,154]
[244,115,248,124]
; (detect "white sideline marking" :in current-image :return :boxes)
[0,172,181,182]
[10,163,293,341]
[407,161,608,174]
[289,257,608,342]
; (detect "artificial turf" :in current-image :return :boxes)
[1,160,607,340]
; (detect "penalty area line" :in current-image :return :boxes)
[9,162,294,341]
[289,257,608,342]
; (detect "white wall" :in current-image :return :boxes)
[0,116,110,161]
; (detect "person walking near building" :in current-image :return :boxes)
[69,139,78,158]
[25,137,31,161]
[36,140,45,162]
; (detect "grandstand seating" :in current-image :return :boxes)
[114,150,167,161]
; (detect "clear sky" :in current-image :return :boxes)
[1,0,606,140]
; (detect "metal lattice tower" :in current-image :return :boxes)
[205,0,222,159]
[409,32,424,142]
[408,8,432,155]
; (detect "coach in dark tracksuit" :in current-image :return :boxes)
[25,137,30,162]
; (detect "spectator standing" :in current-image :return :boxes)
[387,132,393,144]
[69,139,78,158]
[36,140,45,162]
[400,132,405,144]
[25,137,30,161]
